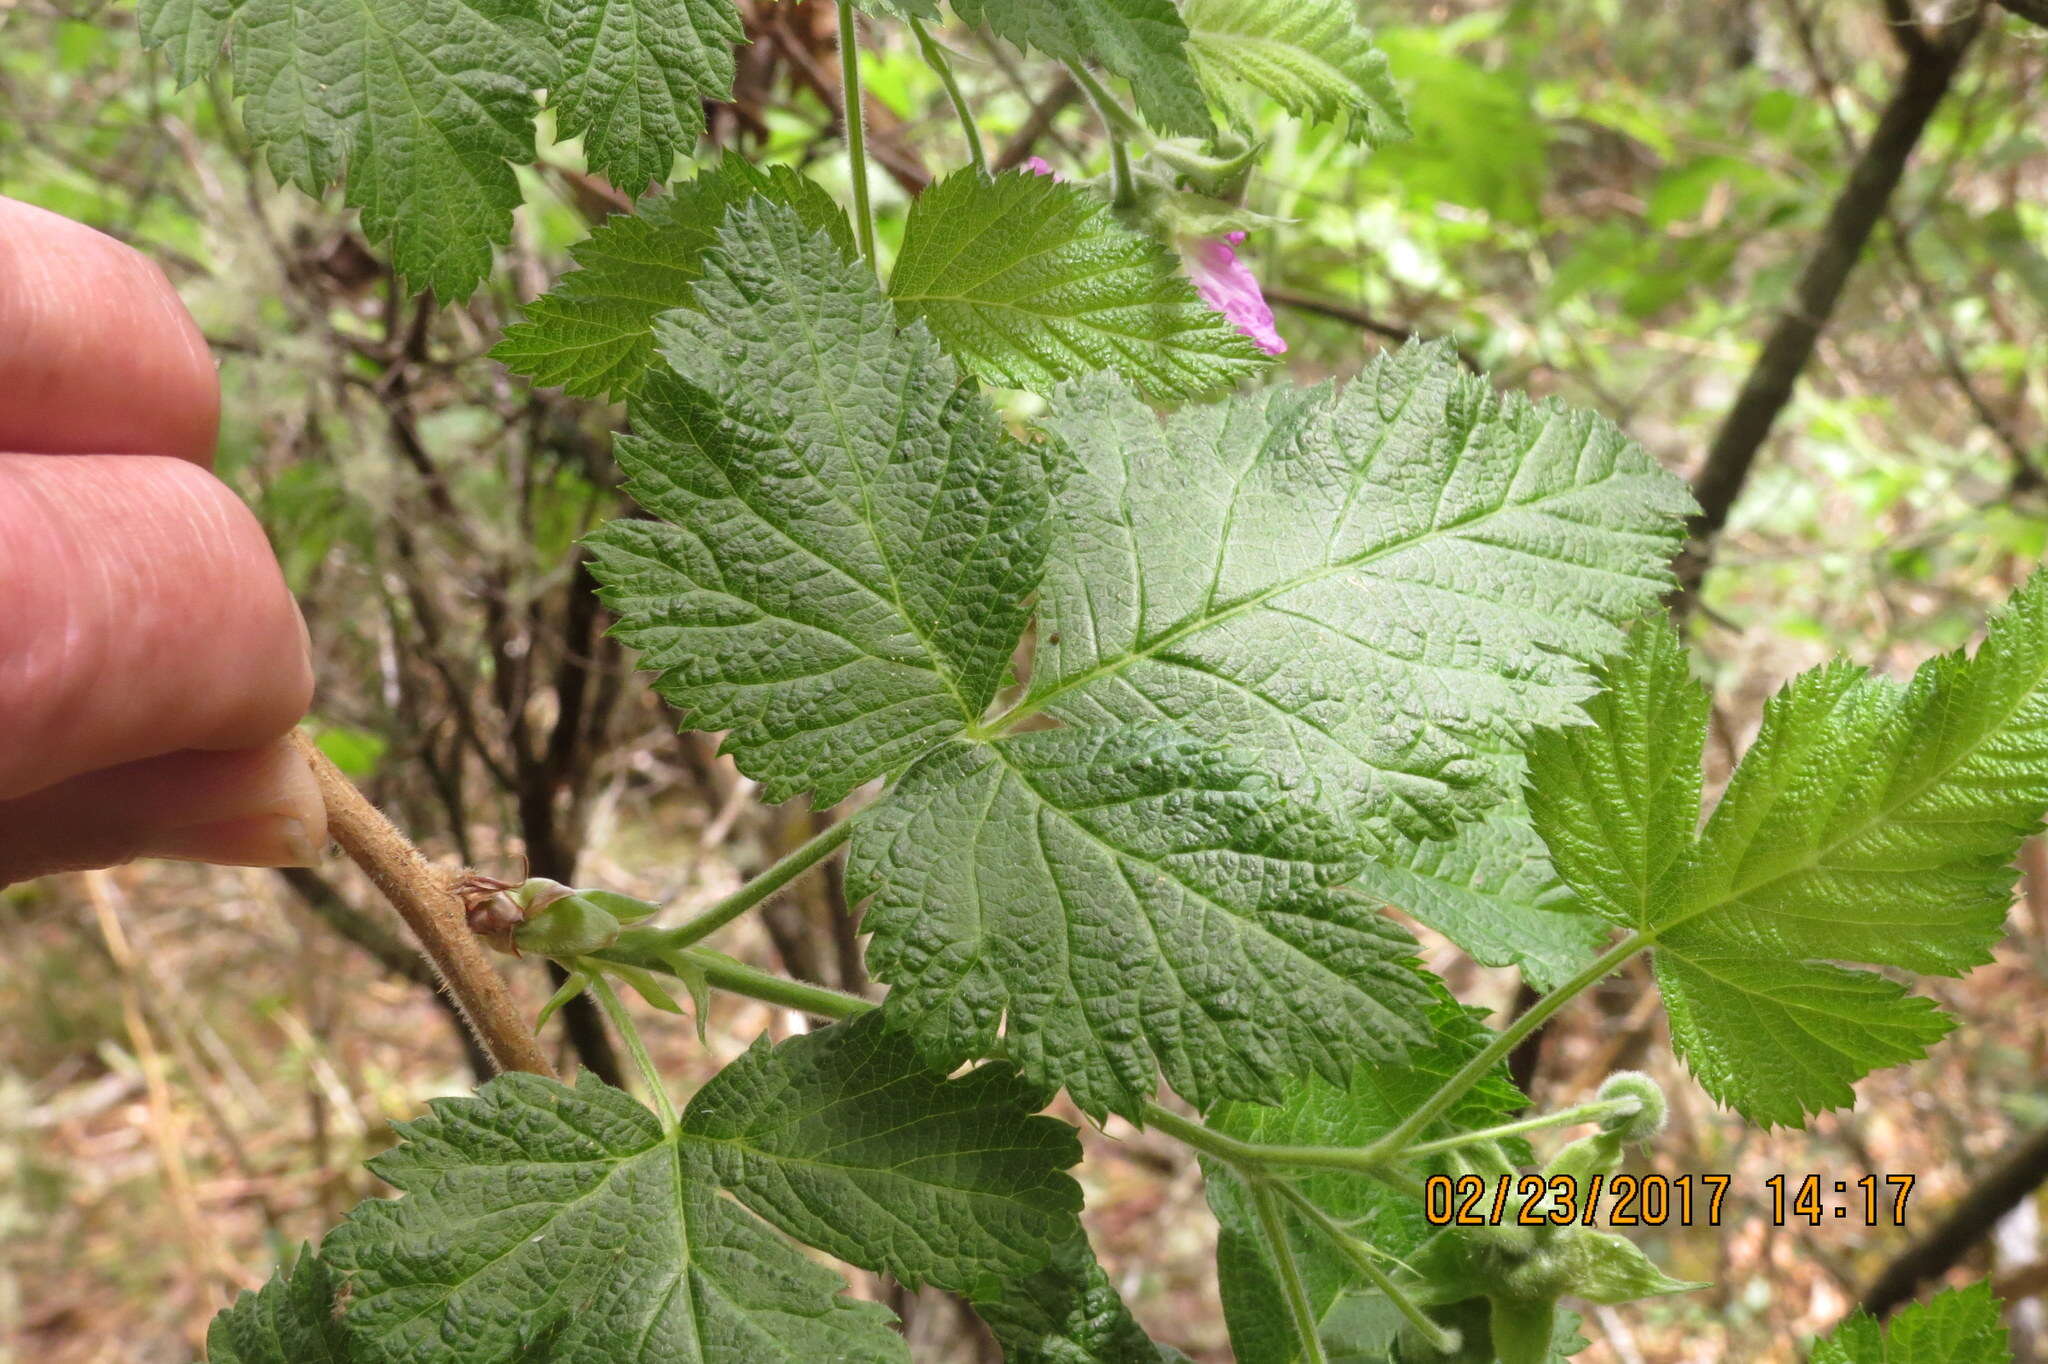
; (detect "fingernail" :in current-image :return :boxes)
[144,813,321,868]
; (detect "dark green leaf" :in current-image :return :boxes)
[850,725,1432,1119]
[493,157,853,399]
[206,1248,349,1364]
[587,198,1046,805]
[681,1012,1082,1298]
[547,0,742,191]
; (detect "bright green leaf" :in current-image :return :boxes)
[680,1012,1082,1297]
[494,156,853,399]
[547,0,743,191]
[1182,0,1410,145]
[1559,1232,1705,1306]
[1524,619,1704,930]
[849,725,1433,1119]
[1812,1283,2011,1364]
[206,1248,349,1364]
[1528,581,2048,1126]
[1024,343,1694,856]
[586,198,1046,805]
[888,168,1268,399]
[953,0,1212,137]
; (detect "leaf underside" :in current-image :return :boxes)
[889,169,1269,400]
[1350,804,1608,991]
[1528,584,2048,1126]
[1028,345,1694,856]
[1182,0,1411,145]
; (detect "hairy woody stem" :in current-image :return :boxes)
[290,730,556,1078]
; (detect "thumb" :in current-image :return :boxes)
[0,737,327,884]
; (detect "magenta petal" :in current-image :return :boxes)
[1023,156,1062,180]
[1186,233,1286,355]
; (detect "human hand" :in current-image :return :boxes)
[0,196,324,884]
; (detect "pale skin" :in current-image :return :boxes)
[0,196,325,883]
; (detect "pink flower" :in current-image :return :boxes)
[1020,158,1287,357]
[1184,232,1287,356]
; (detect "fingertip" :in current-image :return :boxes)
[0,738,330,884]
[0,196,221,465]
[0,454,314,797]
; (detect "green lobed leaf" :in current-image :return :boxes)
[547,0,743,191]
[1527,581,2048,1127]
[237,0,551,298]
[324,1016,1085,1362]
[680,1012,1083,1299]
[973,1231,1184,1363]
[325,1072,906,1362]
[1024,343,1695,857]
[1812,1283,2012,1364]
[953,0,1212,137]
[140,0,237,86]
[1350,804,1607,991]
[206,1248,349,1364]
[140,0,753,298]
[586,197,1046,806]
[1206,999,1529,1364]
[493,156,853,400]
[1524,618,1705,930]
[847,0,940,17]
[887,169,1268,399]
[1182,0,1411,145]
[849,724,1434,1119]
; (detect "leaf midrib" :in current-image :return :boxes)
[1649,652,2048,956]
[1004,460,1663,731]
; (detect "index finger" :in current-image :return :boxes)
[0,196,221,465]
